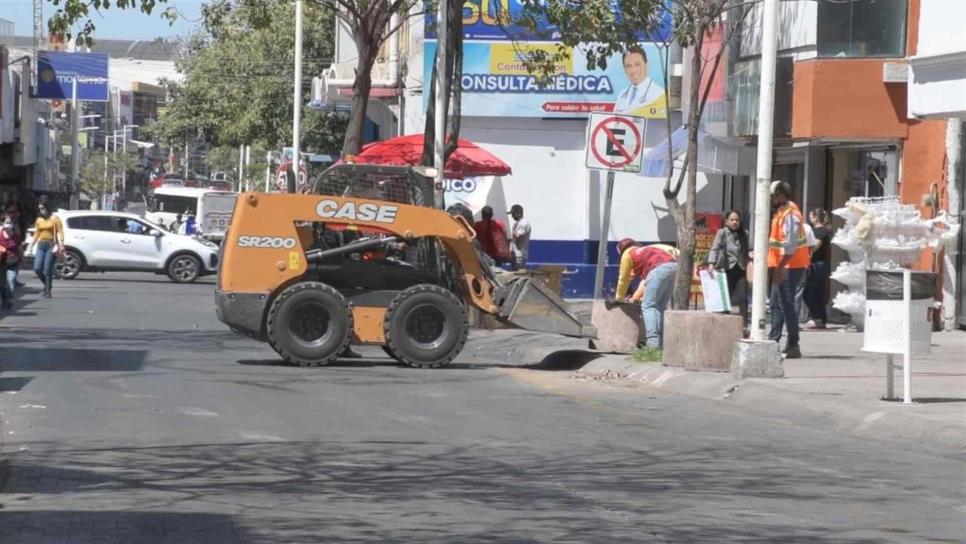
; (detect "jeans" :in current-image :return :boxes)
[803,261,830,322]
[33,241,56,294]
[0,264,17,306]
[769,267,806,348]
[6,265,18,296]
[641,262,677,349]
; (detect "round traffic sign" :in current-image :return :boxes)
[589,116,643,169]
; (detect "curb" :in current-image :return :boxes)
[576,356,966,454]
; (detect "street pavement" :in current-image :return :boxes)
[0,272,964,543]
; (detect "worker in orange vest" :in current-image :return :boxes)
[767,181,811,359]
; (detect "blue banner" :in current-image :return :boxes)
[426,0,672,43]
[425,41,668,118]
[36,51,110,101]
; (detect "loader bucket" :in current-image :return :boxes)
[497,277,597,338]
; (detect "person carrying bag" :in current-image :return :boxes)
[705,210,750,324]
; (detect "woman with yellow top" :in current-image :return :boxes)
[28,200,63,298]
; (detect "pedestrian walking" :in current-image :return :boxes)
[614,238,678,350]
[767,181,811,359]
[803,208,832,329]
[5,202,26,288]
[473,206,511,266]
[705,210,750,324]
[28,200,64,299]
[509,204,531,270]
[0,214,22,309]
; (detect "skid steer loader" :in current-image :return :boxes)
[214,164,594,368]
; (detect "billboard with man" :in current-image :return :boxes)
[423,41,667,119]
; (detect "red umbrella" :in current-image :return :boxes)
[354,134,512,179]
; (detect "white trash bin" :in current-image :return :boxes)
[862,269,936,403]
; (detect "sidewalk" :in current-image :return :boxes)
[463,326,966,453]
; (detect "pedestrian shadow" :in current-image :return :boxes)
[0,376,32,392]
[889,397,966,404]
[0,347,147,372]
[0,510,247,543]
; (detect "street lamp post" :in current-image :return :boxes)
[290,0,304,194]
[433,0,449,209]
[121,124,138,195]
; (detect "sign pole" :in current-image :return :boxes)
[593,171,616,300]
[70,77,80,209]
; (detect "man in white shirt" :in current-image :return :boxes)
[614,46,666,117]
[509,204,531,270]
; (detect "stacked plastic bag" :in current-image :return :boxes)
[829,196,959,328]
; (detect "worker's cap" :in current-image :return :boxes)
[617,238,635,255]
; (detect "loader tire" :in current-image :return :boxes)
[267,282,352,367]
[384,284,468,368]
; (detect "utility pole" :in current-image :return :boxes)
[70,78,81,209]
[121,124,138,196]
[238,144,246,192]
[749,0,780,343]
[432,0,448,209]
[290,0,304,194]
[244,145,251,192]
[265,151,273,192]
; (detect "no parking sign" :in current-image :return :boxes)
[585,112,646,173]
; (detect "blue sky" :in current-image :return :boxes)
[1,0,204,40]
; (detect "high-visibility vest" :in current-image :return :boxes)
[767,202,810,269]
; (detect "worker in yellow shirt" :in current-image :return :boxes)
[28,200,64,298]
[614,239,678,349]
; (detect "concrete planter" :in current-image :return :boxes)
[662,310,744,371]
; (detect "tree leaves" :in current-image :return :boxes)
[147,0,349,154]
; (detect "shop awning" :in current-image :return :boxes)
[642,126,742,177]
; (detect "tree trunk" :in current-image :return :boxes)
[669,28,706,310]
[422,0,464,166]
[342,45,376,156]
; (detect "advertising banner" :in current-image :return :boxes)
[425,41,667,118]
[425,0,672,43]
[36,51,110,101]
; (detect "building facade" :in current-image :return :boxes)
[907,0,966,328]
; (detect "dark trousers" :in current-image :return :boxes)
[723,265,749,325]
[769,267,806,348]
[803,261,829,322]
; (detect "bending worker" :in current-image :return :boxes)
[614,239,679,350]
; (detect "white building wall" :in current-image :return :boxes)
[908,0,966,119]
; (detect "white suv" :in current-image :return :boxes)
[48,210,220,283]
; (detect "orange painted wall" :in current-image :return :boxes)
[902,120,947,271]
[792,59,908,139]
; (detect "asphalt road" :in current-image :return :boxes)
[0,272,963,543]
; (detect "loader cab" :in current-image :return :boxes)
[310,164,435,207]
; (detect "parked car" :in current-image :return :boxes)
[24,210,220,283]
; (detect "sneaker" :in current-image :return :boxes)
[804,320,826,330]
[42,291,51,299]
[783,345,802,359]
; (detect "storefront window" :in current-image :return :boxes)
[731,58,792,137]
[817,0,907,58]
